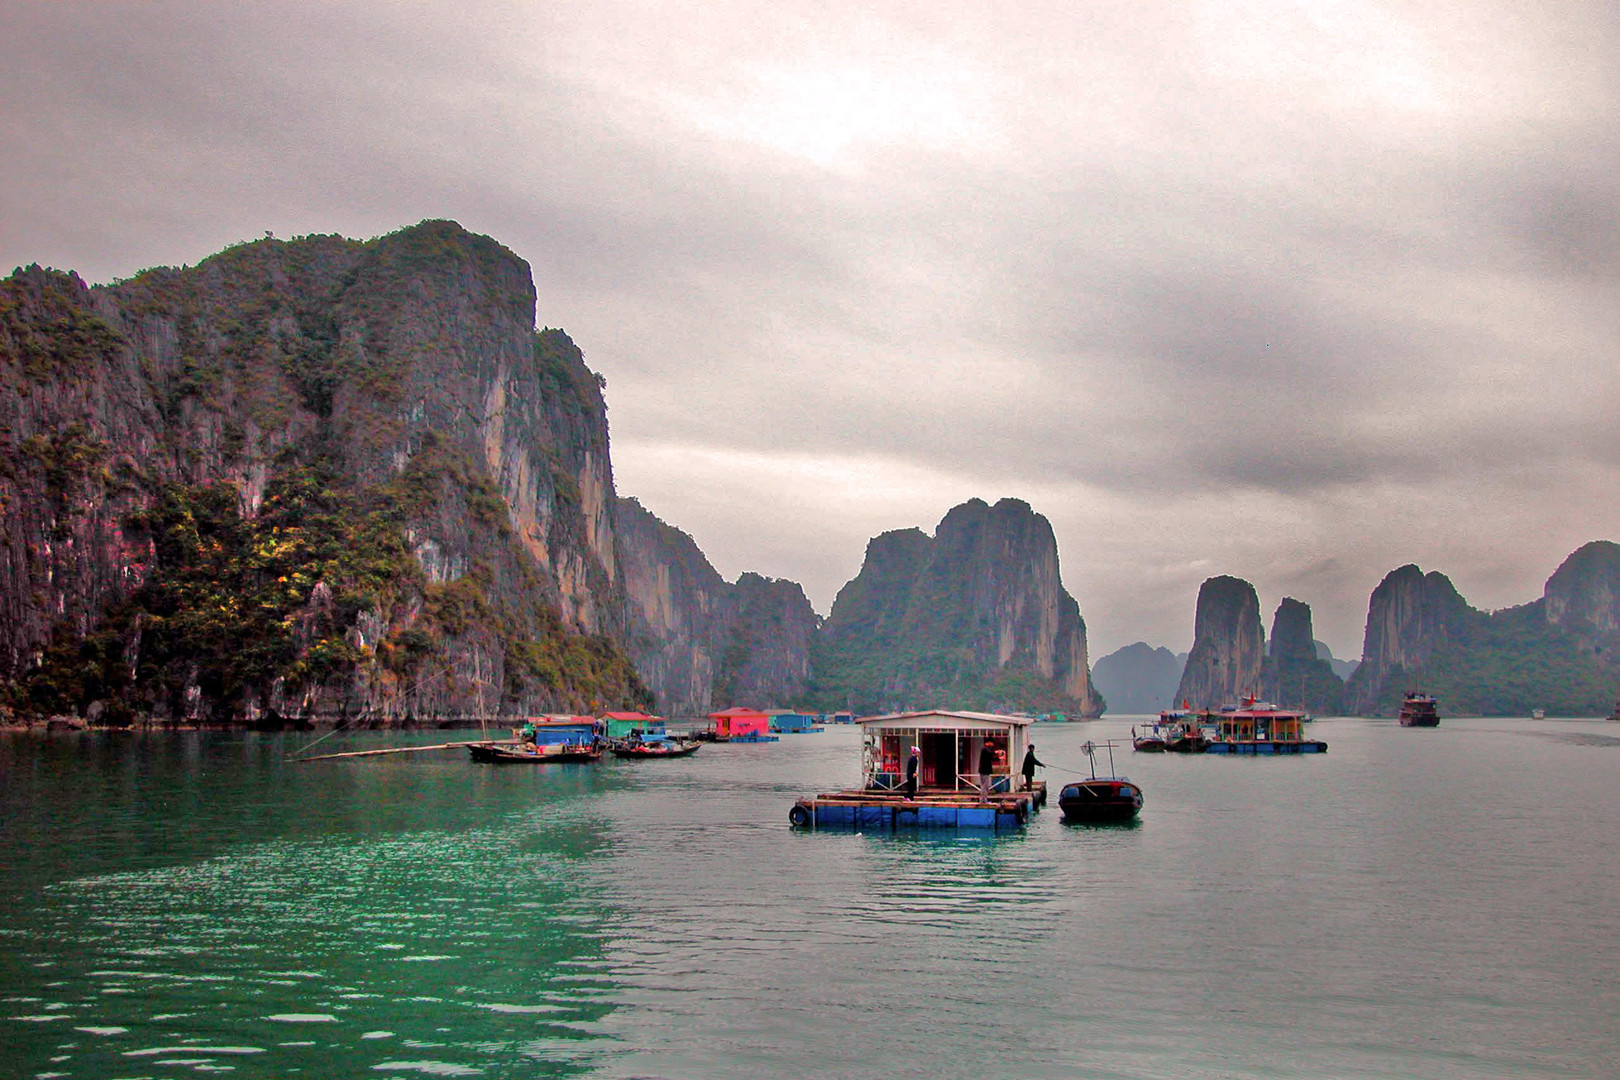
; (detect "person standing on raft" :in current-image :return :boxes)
[978,741,996,802]
[1021,743,1045,791]
[904,745,920,800]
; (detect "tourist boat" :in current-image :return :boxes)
[1204,698,1327,753]
[1397,691,1440,728]
[469,717,602,764]
[1531,708,1546,720]
[608,734,702,759]
[1058,740,1142,823]
[789,710,1044,830]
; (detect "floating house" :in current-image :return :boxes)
[789,710,1044,830]
[768,709,824,734]
[599,711,667,741]
[1203,700,1326,754]
[826,711,857,724]
[707,706,778,742]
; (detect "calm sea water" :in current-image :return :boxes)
[2,717,1617,1079]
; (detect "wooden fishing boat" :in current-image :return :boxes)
[608,737,702,759]
[471,716,601,764]
[467,741,602,764]
[1058,740,1142,823]
[1132,721,1168,752]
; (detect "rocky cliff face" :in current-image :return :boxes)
[613,497,816,715]
[1092,642,1185,714]
[714,573,817,710]
[1173,576,1264,708]
[0,223,647,724]
[1343,565,1474,715]
[1542,541,1620,656]
[812,498,1103,716]
[1261,598,1344,714]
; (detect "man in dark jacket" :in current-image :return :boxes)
[904,745,920,800]
[1022,743,1045,791]
[978,741,996,802]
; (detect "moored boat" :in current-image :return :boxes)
[470,716,602,764]
[1204,698,1326,753]
[1058,740,1142,823]
[1398,691,1440,728]
[468,741,602,764]
[1161,711,1212,753]
[608,735,702,759]
[1132,721,1168,752]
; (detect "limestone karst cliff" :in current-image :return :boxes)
[613,496,816,715]
[1343,565,1474,715]
[1173,576,1264,709]
[1542,541,1620,657]
[1344,553,1618,716]
[1,223,648,723]
[810,498,1103,716]
[1260,598,1344,714]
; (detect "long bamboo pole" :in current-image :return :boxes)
[292,740,508,763]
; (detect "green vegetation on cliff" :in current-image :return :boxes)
[1,225,649,725]
[9,441,648,723]
[1359,601,1613,716]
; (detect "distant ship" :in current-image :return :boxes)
[1398,691,1440,727]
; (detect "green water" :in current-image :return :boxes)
[2,719,1618,1078]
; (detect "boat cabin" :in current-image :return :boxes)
[1210,701,1306,743]
[600,711,667,740]
[708,706,771,740]
[520,716,599,747]
[860,710,1032,794]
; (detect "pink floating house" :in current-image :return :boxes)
[708,706,772,741]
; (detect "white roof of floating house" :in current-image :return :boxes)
[859,710,1034,730]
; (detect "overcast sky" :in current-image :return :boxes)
[4,1,1617,658]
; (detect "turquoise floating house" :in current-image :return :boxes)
[599,711,667,741]
[768,709,824,734]
[789,710,1045,831]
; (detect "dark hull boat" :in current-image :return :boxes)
[1058,778,1143,823]
[468,742,601,764]
[609,739,702,759]
[1398,692,1440,727]
[1059,740,1143,823]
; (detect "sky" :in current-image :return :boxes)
[3,1,1617,659]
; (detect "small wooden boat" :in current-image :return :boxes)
[608,737,702,759]
[1058,741,1143,823]
[1159,711,1210,753]
[1398,691,1439,728]
[468,741,601,764]
[1132,722,1168,752]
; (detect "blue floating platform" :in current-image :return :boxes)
[788,786,1044,831]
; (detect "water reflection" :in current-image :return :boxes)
[0,732,629,1080]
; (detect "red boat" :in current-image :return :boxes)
[1398,692,1440,727]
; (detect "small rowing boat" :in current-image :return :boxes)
[608,736,702,759]
[1058,740,1143,823]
